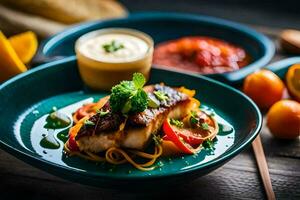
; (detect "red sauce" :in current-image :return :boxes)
[153,36,250,74]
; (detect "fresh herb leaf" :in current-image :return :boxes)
[109,73,148,114]
[201,122,210,131]
[154,91,168,101]
[152,134,162,146]
[190,110,199,124]
[170,118,184,128]
[96,109,109,117]
[132,72,146,89]
[202,139,214,149]
[102,40,124,53]
[84,119,95,126]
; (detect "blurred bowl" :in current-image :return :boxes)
[39,12,275,85]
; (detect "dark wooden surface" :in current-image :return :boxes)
[1,2,300,200]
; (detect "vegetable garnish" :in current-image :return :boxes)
[162,119,202,154]
[170,118,184,128]
[84,119,95,126]
[110,73,148,114]
[202,139,215,149]
[201,123,210,131]
[148,93,160,108]
[96,109,109,117]
[154,90,169,101]
[102,40,125,53]
[152,134,162,146]
[190,110,199,124]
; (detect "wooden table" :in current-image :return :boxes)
[0,8,299,200]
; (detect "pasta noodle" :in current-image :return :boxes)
[64,139,163,171]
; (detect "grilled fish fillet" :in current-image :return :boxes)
[75,84,197,153]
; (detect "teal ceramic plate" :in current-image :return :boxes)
[0,57,262,188]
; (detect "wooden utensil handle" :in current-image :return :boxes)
[252,135,276,200]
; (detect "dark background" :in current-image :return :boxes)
[120,0,300,29]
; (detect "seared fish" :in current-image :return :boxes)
[75,84,196,152]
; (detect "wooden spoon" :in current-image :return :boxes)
[252,135,276,200]
[280,29,300,54]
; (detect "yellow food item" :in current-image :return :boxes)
[243,70,285,109]
[75,28,153,90]
[267,100,300,139]
[8,31,38,64]
[286,64,300,102]
[0,31,27,82]
[1,0,127,24]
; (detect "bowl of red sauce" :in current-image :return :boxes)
[40,12,274,85]
[153,36,251,75]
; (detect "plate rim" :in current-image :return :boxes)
[0,56,262,180]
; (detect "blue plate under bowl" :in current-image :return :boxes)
[40,12,274,85]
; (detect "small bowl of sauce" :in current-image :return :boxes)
[153,36,250,74]
[75,28,154,90]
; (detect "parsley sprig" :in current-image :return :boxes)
[102,40,125,53]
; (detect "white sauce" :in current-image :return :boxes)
[78,33,149,63]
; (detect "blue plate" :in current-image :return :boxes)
[39,12,274,85]
[0,57,262,188]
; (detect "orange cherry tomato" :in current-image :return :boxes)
[243,70,285,109]
[286,64,300,102]
[267,100,300,139]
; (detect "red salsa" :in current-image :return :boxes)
[153,36,250,74]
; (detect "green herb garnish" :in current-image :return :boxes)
[190,110,199,125]
[96,109,109,117]
[154,91,168,101]
[152,134,162,146]
[201,122,210,131]
[102,40,124,53]
[202,139,214,149]
[84,119,95,126]
[170,118,184,128]
[109,73,148,114]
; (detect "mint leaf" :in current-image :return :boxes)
[132,73,146,89]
